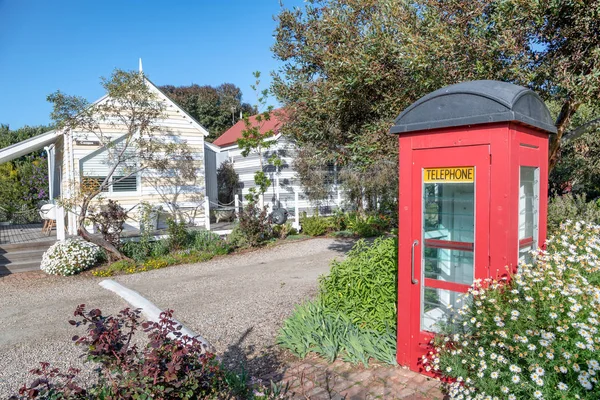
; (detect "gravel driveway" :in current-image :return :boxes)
[0,237,355,398]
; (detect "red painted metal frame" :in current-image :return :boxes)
[397,121,550,373]
[424,239,474,251]
[519,237,535,248]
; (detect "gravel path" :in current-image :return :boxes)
[0,237,354,397]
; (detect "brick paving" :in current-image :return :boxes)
[276,355,445,400]
[0,223,56,245]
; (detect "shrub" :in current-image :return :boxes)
[120,240,152,263]
[320,237,398,332]
[278,237,398,366]
[227,224,249,248]
[235,202,272,247]
[41,239,100,276]
[272,222,297,239]
[189,229,231,255]
[150,238,170,257]
[331,208,348,231]
[346,213,390,237]
[300,213,330,236]
[12,306,229,399]
[434,221,600,399]
[166,217,190,250]
[548,193,600,234]
[87,200,127,249]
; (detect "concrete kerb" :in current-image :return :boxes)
[98,279,215,353]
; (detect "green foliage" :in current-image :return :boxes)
[272,222,297,239]
[159,83,254,142]
[107,259,137,273]
[300,212,331,236]
[166,217,190,250]
[435,221,600,399]
[320,237,397,332]
[232,203,272,247]
[150,239,170,258]
[278,237,398,366]
[236,72,281,204]
[227,224,250,249]
[189,229,231,255]
[272,0,600,206]
[278,301,396,367]
[547,193,600,235]
[119,241,149,263]
[0,125,51,216]
[549,103,600,199]
[346,213,391,237]
[216,161,239,205]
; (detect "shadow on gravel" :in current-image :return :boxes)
[220,326,285,384]
[326,239,357,255]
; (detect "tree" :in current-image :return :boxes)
[48,69,195,260]
[271,0,600,201]
[236,72,282,204]
[159,83,254,141]
[216,161,239,205]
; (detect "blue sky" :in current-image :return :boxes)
[0,0,303,129]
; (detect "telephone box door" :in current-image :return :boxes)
[407,145,490,370]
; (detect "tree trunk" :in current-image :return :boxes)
[78,223,129,261]
[549,99,580,172]
[77,197,130,262]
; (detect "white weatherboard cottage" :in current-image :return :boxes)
[205,109,344,230]
[0,64,211,239]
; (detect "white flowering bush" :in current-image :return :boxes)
[41,238,101,276]
[429,220,600,400]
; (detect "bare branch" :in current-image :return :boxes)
[563,117,600,142]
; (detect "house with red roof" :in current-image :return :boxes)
[204,109,343,228]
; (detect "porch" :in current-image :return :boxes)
[0,223,57,245]
[0,224,57,277]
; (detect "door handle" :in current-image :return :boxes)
[411,240,419,284]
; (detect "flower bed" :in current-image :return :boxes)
[432,221,600,399]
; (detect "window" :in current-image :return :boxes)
[112,175,138,192]
[518,166,539,263]
[80,138,139,194]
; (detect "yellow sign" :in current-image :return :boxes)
[424,167,474,183]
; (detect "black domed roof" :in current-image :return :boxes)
[390,80,556,134]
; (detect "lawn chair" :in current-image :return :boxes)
[39,204,56,235]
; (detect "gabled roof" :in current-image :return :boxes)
[0,73,211,165]
[213,108,287,147]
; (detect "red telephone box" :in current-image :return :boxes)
[390,80,556,372]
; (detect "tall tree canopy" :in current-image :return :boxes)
[159,83,254,141]
[271,0,600,201]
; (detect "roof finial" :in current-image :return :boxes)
[139,58,143,73]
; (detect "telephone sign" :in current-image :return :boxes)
[423,167,474,183]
